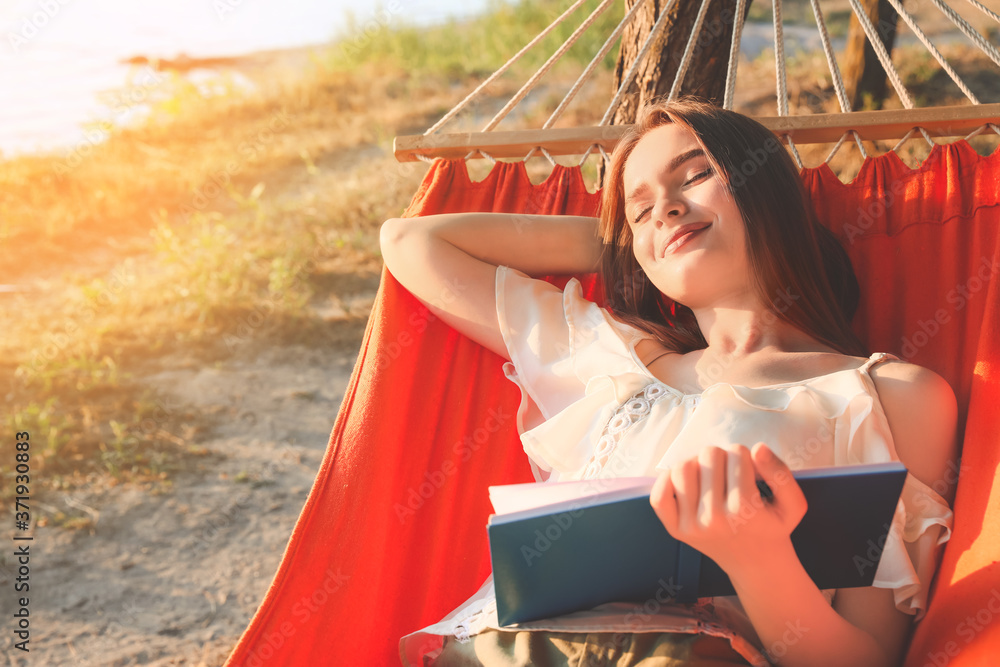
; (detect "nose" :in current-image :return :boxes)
[651,189,687,224]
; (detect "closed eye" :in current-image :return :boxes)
[684,168,713,186]
[633,206,653,224]
[630,168,712,223]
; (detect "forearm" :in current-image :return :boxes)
[379,211,603,357]
[728,541,888,667]
[387,212,602,277]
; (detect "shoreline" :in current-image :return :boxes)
[119,42,334,75]
[0,42,331,160]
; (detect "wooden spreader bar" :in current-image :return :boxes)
[394,103,1000,162]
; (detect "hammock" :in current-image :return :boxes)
[224,2,1000,665]
[221,150,1000,666]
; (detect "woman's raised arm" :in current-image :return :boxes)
[379,213,602,359]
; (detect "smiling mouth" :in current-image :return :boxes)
[663,224,711,256]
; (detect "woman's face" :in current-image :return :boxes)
[621,123,753,309]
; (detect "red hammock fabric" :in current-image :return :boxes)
[224,144,999,667]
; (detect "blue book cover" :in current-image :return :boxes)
[487,461,907,626]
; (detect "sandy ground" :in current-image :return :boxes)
[0,338,367,666]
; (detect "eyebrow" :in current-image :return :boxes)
[625,148,707,206]
[667,148,706,174]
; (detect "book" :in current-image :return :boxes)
[487,461,907,626]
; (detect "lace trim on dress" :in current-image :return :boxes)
[453,598,498,643]
[582,382,677,479]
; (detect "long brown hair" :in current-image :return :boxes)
[599,96,867,357]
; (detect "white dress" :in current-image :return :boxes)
[400,266,954,667]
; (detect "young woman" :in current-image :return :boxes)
[382,97,957,667]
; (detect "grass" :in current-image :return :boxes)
[0,0,997,510]
[0,0,593,508]
[333,0,623,78]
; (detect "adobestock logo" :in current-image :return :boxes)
[623,577,683,630]
[6,0,72,54]
[393,406,511,524]
[519,505,586,566]
[924,588,1000,667]
[851,521,899,577]
[900,255,998,360]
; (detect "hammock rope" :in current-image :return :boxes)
[888,0,980,104]
[402,0,999,166]
[482,0,618,133]
[809,0,852,114]
[806,0,867,162]
[524,145,559,167]
[823,132,868,164]
[542,0,648,131]
[723,0,748,110]
[845,0,915,109]
[667,0,712,102]
[774,0,790,117]
[466,148,497,163]
[844,0,937,148]
[966,0,1000,25]
[535,0,651,166]
[938,0,1000,68]
[576,141,611,167]
[825,132,853,164]
[964,122,1000,141]
[599,0,679,126]
[772,0,805,168]
[423,0,592,136]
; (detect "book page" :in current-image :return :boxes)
[489,476,656,515]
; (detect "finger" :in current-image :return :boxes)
[673,457,700,532]
[726,444,755,514]
[650,470,678,534]
[751,442,807,516]
[698,446,727,525]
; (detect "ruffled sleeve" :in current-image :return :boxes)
[849,360,954,621]
[495,266,650,477]
[874,475,953,620]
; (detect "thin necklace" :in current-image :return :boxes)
[646,350,672,367]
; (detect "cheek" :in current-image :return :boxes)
[727,216,749,258]
[631,226,653,258]
[631,237,654,272]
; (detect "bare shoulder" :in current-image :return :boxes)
[831,359,959,663]
[868,358,960,502]
[867,358,958,437]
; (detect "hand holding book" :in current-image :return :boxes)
[487,454,907,625]
[649,443,808,577]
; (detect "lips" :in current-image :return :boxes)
[662,223,711,256]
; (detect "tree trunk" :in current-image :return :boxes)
[610,0,755,126]
[842,0,899,110]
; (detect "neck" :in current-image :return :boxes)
[689,302,819,358]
